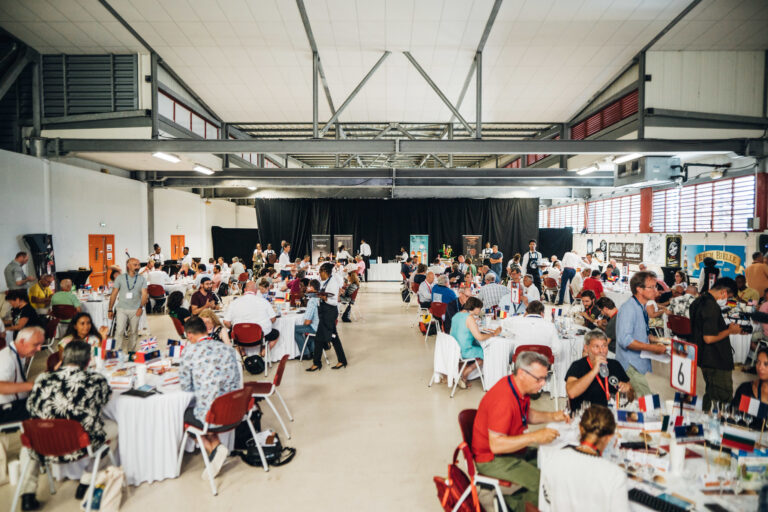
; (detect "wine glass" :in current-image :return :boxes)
[722,403,732,424]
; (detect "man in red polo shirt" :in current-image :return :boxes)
[472,351,569,511]
[582,269,604,299]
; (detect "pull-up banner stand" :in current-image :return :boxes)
[311,234,331,264]
[462,235,482,263]
[410,234,429,265]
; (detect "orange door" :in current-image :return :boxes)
[88,234,115,289]
[170,235,185,260]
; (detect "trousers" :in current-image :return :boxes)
[701,367,733,412]
[114,308,140,352]
[294,324,316,357]
[557,268,576,305]
[313,302,347,366]
[476,451,540,512]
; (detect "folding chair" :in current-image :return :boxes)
[542,277,559,304]
[237,272,249,292]
[50,304,77,338]
[11,419,116,512]
[667,314,691,340]
[346,288,364,322]
[448,334,486,398]
[171,316,186,339]
[42,317,59,354]
[232,323,270,376]
[176,388,267,496]
[512,344,557,409]
[147,284,167,314]
[406,281,421,311]
[425,302,447,345]
[246,355,293,439]
[457,409,515,512]
[300,332,330,366]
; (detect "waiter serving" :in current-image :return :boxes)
[359,239,372,282]
[521,239,544,292]
[306,262,348,372]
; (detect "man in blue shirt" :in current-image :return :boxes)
[615,271,668,396]
[432,274,460,332]
[295,279,321,359]
[489,245,504,282]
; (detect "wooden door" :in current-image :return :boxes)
[88,234,115,289]
[170,235,185,260]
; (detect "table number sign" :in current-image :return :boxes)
[670,340,697,395]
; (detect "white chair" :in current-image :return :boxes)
[300,332,330,366]
[247,355,293,439]
[429,332,460,389]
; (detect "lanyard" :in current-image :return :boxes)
[632,296,650,335]
[507,376,528,428]
[125,273,139,292]
[580,440,601,456]
[9,344,26,401]
[586,358,610,401]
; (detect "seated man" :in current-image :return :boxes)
[431,274,459,331]
[566,330,632,411]
[190,277,220,315]
[472,351,569,511]
[180,317,241,479]
[477,273,510,308]
[0,327,45,511]
[27,274,54,313]
[4,289,44,339]
[447,262,463,285]
[230,257,246,278]
[193,263,213,287]
[400,257,414,280]
[294,279,320,359]
[50,278,82,325]
[595,296,618,352]
[223,280,280,351]
[25,341,115,503]
[500,267,526,316]
[503,301,558,349]
[582,270,604,299]
[669,285,698,318]
[570,268,589,298]
[523,274,540,303]
[570,289,599,329]
[736,274,760,304]
[418,271,435,308]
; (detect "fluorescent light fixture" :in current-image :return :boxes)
[247,186,257,191]
[193,164,214,175]
[529,187,538,190]
[576,165,598,175]
[152,152,181,163]
[613,153,642,164]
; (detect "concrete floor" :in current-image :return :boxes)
[0,282,753,511]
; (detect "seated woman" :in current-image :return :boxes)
[732,347,768,429]
[449,297,501,389]
[177,262,193,278]
[340,271,360,322]
[167,291,191,324]
[412,264,428,285]
[59,312,109,349]
[540,405,630,511]
[197,308,231,345]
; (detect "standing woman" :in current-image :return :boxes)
[307,262,348,371]
[340,271,360,322]
[252,243,264,275]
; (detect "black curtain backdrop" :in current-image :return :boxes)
[537,228,574,261]
[253,199,538,263]
[211,226,259,265]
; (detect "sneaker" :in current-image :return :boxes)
[457,378,467,389]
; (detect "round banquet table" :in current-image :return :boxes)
[603,286,632,308]
[238,310,304,362]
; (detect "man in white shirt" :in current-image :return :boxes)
[278,244,294,279]
[584,253,600,272]
[418,272,435,308]
[557,250,582,305]
[523,274,541,302]
[147,264,169,286]
[358,239,372,282]
[149,244,164,265]
[180,246,193,268]
[306,263,347,371]
[224,281,280,348]
[503,301,558,350]
[571,269,589,298]
[456,254,468,274]
[231,257,246,278]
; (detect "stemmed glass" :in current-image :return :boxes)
[722,403,733,425]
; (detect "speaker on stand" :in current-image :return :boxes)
[22,234,55,279]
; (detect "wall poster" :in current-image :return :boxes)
[665,235,682,267]
[682,244,746,279]
[410,234,429,265]
[586,239,594,254]
[462,235,482,262]
[333,234,354,256]
[311,234,331,263]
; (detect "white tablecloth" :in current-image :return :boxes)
[731,333,752,364]
[368,262,402,281]
[604,287,631,308]
[243,312,304,362]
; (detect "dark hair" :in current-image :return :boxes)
[591,270,601,278]
[184,316,207,335]
[630,271,653,295]
[462,296,483,311]
[417,264,427,273]
[596,296,616,310]
[197,263,206,272]
[509,266,521,274]
[675,270,688,283]
[15,251,27,258]
[6,289,28,302]
[109,268,121,282]
[214,264,221,272]
[756,346,768,362]
[258,278,270,289]
[703,257,717,268]
[753,251,763,260]
[579,405,616,441]
[259,267,270,277]
[300,278,309,288]
[153,244,159,250]
[64,312,100,340]
[529,239,536,244]
[580,290,596,301]
[711,277,738,296]
[320,262,334,275]
[526,300,544,315]
[61,340,91,369]
[308,279,320,291]
[167,291,184,312]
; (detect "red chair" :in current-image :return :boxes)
[457,409,514,512]
[424,302,448,345]
[542,277,559,303]
[46,352,61,372]
[42,316,59,353]
[512,345,558,409]
[238,272,249,283]
[11,419,116,512]
[667,314,692,338]
[246,355,293,439]
[171,316,186,338]
[51,304,77,321]
[176,388,267,495]
[232,323,270,375]
[407,281,421,311]
[147,284,167,313]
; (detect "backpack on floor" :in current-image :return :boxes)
[401,285,411,303]
[433,442,483,512]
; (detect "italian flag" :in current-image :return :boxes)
[738,395,768,420]
[721,424,759,452]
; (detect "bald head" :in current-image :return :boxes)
[60,279,73,291]
[244,281,258,293]
[426,271,435,283]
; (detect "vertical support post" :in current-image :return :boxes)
[313,52,319,138]
[639,187,653,233]
[335,126,340,167]
[448,123,454,168]
[32,58,41,137]
[221,123,229,168]
[147,184,155,252]
[755,172,767,232]
[638,51,646,140]
[257,153,265,167]
[559,123,568,169]
[475,52,482,139]
[150,53,159,139]
[762,50,768,119]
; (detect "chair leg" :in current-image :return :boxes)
[299,335,310,360]
[493,483,509,512]
[196,433,218,496]
[451,361,468,398]
[264,396,290,440]
[428,373,436,388]
[11,457,32,512]
[175,430,188,476]
[451,484,473,512]
[475,359,486,391]
[274,389,293,422]
[245,417,269,472]
[83,452,102,511]
[44,462,56,495]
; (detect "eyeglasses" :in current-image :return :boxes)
[521,368,549,383]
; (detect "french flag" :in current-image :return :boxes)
[739,395,768,420]
[638,394,661,412]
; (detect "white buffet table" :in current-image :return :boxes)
[368,262,402,282]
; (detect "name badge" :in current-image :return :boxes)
[125,292,133,299]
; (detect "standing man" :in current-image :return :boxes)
[556,250,581,305]
[481,242,493,266]
[149,244,164,265]
[615,271,667,397]
[180,246,193,268]
[489,245,504,283]
[306,262,347,372]
[745,252,768,297]
[107,257,148,352]
[279,243,293,280]
[690,278,742,411]
[457,254,468,274]
[359,239,372,282]
[521,240,543,292]
[4,252,35,290]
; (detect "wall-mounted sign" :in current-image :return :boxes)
[666,235,682,267]
[683,244,746,279]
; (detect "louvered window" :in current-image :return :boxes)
[586,194,640,233]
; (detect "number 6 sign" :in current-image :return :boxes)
[670,339,697,395]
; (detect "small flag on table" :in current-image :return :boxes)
[102,338,117,352]
[721,424,759,452]
[739,395,768,420]
[674,392,703,411]
[617,410,645,428]
[638,394,661,412]
[661,415,684,432]
[140,337,158,351]
[168,344,183,358]
[673,423,705,443]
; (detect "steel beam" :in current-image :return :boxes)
[638,52,646,139]
[403,51,474,135]
[644,108,768,129]
[0,47,33,102]
[32,58,40,137]
[150,53,159,139]
[475,52,482,139]
[318,52,390,136]
[312,52,319,138]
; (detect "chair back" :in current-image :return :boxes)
[232,323,264,346]
[238,272,249,283]
[543,277,558,289]
[147,284,166,298]
[401,272,407,282]
[429,302,447,318]
[457,409,477,451]
[44,317,59,340]
[204,388,252,427]
[20,419,90,457]
[171,316,185,337]
[512,344,554,365]
[51,304,77,321]
[349,288,359,304]
[46,352,61,372]
[667,314,692,337]
[273,354,289,387]
[411,282,420,293]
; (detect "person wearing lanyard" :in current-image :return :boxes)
[306,262,348,372]
[566,330,632,412]
[471,351,569,512]
[0,326,44,511]
[107,257,148,353]
[417,271,435,309]
[521,240,543,292]
[615,271,668,398]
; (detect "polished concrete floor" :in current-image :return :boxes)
[0,282,752,511]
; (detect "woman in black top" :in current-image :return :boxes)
[340,272,360,322]
[4,289,43,339]
[166,291,190,324]
[698,257,720,293]
[732,347,768,429]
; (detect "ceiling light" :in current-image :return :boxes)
[152,152,181,163]
[613,153,642,164]
[194,164,214,175]
[576,165,598,175]
[529,187,538,190]
[247,186,257,191]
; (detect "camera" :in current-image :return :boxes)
[727,311,754,334]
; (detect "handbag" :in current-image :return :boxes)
[243,355,265,375]
[433,443,483,512]
[236,431,296,467]
[234,406,263,450]
[80,465,124,511]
